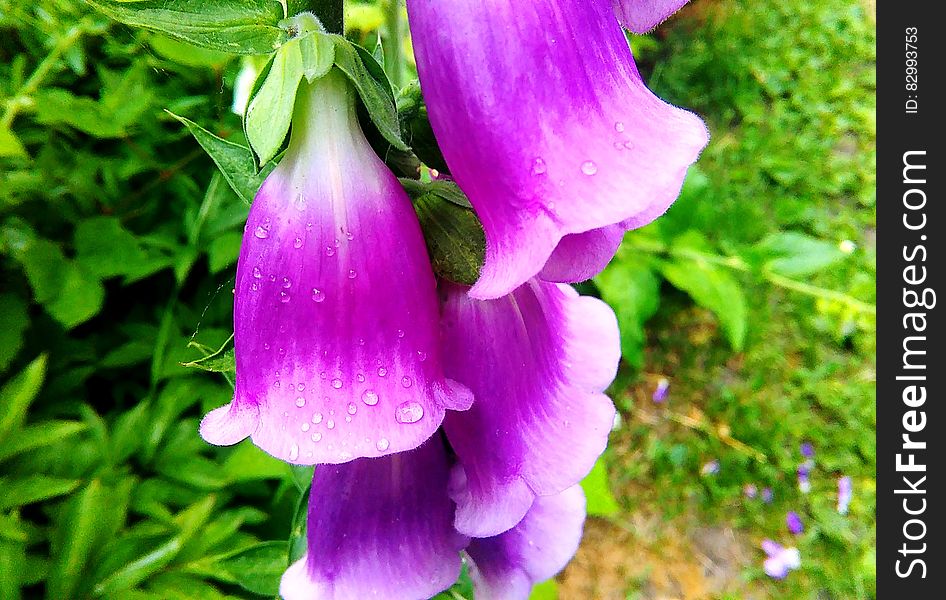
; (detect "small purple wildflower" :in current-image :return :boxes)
[761,539,801,579]
[798,458,815,477]
[786,511,804,535]
[800,442,815,458]
[744,483,758,499]
[653,377,670,403]
[797,469,811,494]
[701,460,720,476]
[838,476,853,515]
[761,487,774,503]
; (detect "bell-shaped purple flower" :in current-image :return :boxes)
[612,0,692,33]
[440,279,619,537]
[200,70,471,465]
[466,485,586,600]
[408,0,708,299]
[280,436,468,599]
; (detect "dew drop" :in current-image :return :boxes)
[396,329,405,338]
[377,367,388,377]
[273,381,280,388]
[294,195,306,211]
[348,269,357,279]
[282,277,292,289]
[331,378,343,389]
[288,444,299,461]
[347,402,357,415]
[251,282,259,291]
[615,121,625,132]
[326,245,336,257]
[280,291,291,303]
[301,422,310,432]
[346,231,354,241]
[297,383,306,391]
[312,412,323,424]
[253,267,262,279]
[623,140,634,150]
[401,376,413,388]
[295,397,306,407]
[376,438,390,452]
[312,432,322,442]
[326,419,335,429]
[339,451,353,460]
[345,415,352,423]
[356,373,366,383]
[581,160,598,176]
[531,157,547,175]
[362,390,379,406]
[269,274,276,282]
[288,383,295,391]
[306,222,313,231]
[263,343,270,350]
[254,226,269,239]
[417,350,428,362]
[395,401,425,424]
[293,237,303,249]
[311,288,325,303]
[614,141,624,150]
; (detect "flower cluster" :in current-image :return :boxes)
[201,1,706,598]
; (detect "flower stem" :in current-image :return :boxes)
[383,0,405,89]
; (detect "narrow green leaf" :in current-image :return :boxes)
[0,476,82,511]
[0,536,25,600]
[0,421,88,463]
[244,37,304,165]
[0,293,29,374]
[331,36,406,151]
[46,480,106,599]
[85,0,291,55]
[755,231,846,277]
[0,355,47,443]
[167,112,271,205]
[0,125,27,158]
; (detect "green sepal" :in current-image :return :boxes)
[397,81,449,174]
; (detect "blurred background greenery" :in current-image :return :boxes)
[0,0,875,598]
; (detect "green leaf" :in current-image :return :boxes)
[331,36,406,151]
[529,579,559,600]
[45,264,106,329]
[212,541,289,596]
[181,335,235,375]
[222,441,290,482]
[0,421,88,463]
[404,179,484,285]
[580,457,621,517]
[659,258,748,350]
[15,238,105,328]
[74,217,162,280]
[0,534,25,599]
[207,231,243,273]
[754,231,846,277]
[244,36,305,165]
[0,476,82,511]
[397,81,449,173]
[0,355,47,444]
[0,293,29,373]
[595,259,661,368]
[85,0,291,55]
[46,480,107,599]
[149,34,232,68]
[0,125,27,158]
[168,112,271,205]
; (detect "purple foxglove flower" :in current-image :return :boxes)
[466,485,586,600]
[837,475,853,515]
[200,70,471,465]
[439,279,619,537]
[652,377,670,403]
[408,0,709,299]
[761,539,801,579]
[612,0,692,33]
[761,487,774,503]
[786,511,804,535]
[743,483,758,499]
[280,437,468,599]
[701,459,720,476]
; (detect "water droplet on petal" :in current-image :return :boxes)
[339,450,353,460]
[312,412,323,424]
[348,269,357,279]
[623,140,634,150]
[356,373,365,383]
[417,350,428,362]
[362,390,379,406]
[295,397,306,407]
[282,277,292,288]
[397,329,405,338]
[581,160,598,176]
[269,274,276,282]
[377,367,387,377]
[326,419,335,429]
[280,291,291,303]
[395,401,425,424]
[306,222,313,231]
[288,444,299,460]
[401,376,413,388]
[253,267,262,279]
[376,438,390,452]
[311,288,325,303]
[294,195,306,211]
[251,282,259,291]
[344,415,352,423]
[254,226,269,239]
[326,245,336,257]
[331,378,343,389]
[294,237,303,249]
[297,383,305,391]
[615,121,625,132]
[301,422,310,432]
[311,432,322,442]
[348,402,357,415]
[614,141,624,150]
[531,157,547,175]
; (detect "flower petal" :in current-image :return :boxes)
[280,436,468,600]
[466,485,586,600]
[409,0,708,298]
[612,0,691,33]
[200,70,471,465]
[538,225,625,283]
[441,280,618,536]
